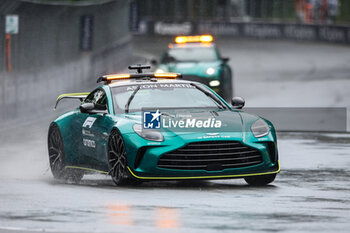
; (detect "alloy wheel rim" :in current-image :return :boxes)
[48,128,64,172]
[109,133,126,182]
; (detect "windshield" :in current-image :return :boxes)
[111,83,223,113]
[161,46,218,63]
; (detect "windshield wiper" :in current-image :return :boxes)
[190,83,227,110]
[125,86,140,113]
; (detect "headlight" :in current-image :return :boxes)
[133,124,164,142]
[209,80,220,87]
[251,119,270,138]
[206,67,216,75]
[155,68,165,73]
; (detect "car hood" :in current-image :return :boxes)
[121,108,260,138]
[159,61,221,78]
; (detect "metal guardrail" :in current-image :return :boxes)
[134,20,350,45]
[20,0,116,6]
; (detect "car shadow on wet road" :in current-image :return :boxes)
[47,176,279,191]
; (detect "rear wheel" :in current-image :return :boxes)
[108,130,129,186]
[48,124,83,183]
[244,174,276,186]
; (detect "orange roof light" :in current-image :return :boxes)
[98,72,182,84]
[175,35,213,44]
[154,73,178,78]
[106,74,131,80]
[199,35,213,43]
[175,36,187,43]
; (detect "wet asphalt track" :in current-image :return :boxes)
[0,37,350,232]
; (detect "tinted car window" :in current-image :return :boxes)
[85,89,107,111]
[111,83,219,113]
[162,46,218,63]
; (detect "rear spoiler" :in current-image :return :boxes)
[54,93,89,110]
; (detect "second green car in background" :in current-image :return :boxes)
[155,35,233,100]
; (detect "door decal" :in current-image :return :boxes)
[83,117,97,128]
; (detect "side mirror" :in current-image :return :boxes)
[150,59,158,66]
[163,55,176,64]
[80,103,107,114]
[222,57,230,63]
[80,103,95,114]
[231,97,245,109]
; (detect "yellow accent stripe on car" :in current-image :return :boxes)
[65,162,280,179]
[65,166,108,174]
[127,161,280,180]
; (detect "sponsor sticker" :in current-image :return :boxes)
[143,109,222,130]
[83,117,96,128]
[83,138,96,148]
[143,110,161,129]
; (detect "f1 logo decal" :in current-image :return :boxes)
[83,117,97,128]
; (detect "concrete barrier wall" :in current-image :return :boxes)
[0,0,132,124]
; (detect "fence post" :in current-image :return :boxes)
[5,34,11,72]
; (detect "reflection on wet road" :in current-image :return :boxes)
[108,204,133,226]
[0,131,350,232]
[107,204,180,229]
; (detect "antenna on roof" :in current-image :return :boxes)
[128,64,151,74]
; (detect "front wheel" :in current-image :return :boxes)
[244,174,276,186]
[108,130,129,186]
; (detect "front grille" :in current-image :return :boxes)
[158,141,263,171]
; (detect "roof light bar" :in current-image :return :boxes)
[97,73,181,84]
[175,35,213,44]
[154,73,178,78]
[106,74,131,80]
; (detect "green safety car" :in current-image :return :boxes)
[154,35,233,100]
[48,65,279,186]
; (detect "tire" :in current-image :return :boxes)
[244,174,276,186]
[48,123,83,183]
[108,130,129,186]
